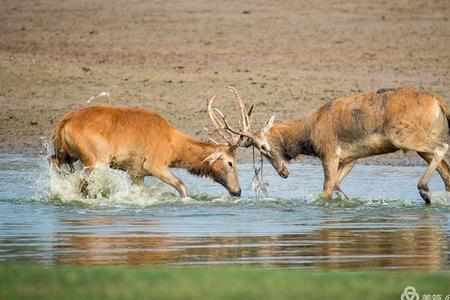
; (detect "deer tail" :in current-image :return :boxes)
[50,118,74,171]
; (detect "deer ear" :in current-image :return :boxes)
[263,115,275,132]
[202,149,223,165]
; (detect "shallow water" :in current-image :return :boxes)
[0,154,449,270]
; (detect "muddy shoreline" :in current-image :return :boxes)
[1,0,448,165]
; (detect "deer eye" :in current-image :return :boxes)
[228,161,233,167]
[261,145,267,151]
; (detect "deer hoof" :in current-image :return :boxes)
[419,189,431,205]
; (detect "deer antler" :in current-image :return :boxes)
[207,95,234,144]
[206,88,258,146]
[225,86,257,144]
[226,86,252,131]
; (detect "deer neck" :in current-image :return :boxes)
[172,135,220,177]
[270,115,317,159]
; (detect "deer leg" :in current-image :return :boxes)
[418,152,450,192]
[152,168,188,198]
[77,152,99,197]
[417,144,449,204]
[334,161,356,200]
[321,155,340,200]
[131,176,145,187]
[439,158,450,191]
[80,166,94,197]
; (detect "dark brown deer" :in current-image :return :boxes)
[219,87,450,204]
[51,96,249,198]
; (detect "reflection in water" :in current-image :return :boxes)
[1,213,447,270]
[0,155,449,270]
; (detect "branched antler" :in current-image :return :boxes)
[206,87,268,195]
[225,86,254,138]
[206,95,234,144]
[206,87,257,146]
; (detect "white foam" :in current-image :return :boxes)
[33,139,181,206]
[428,191,450,206]
[39,163,178,206]
[31,138,450,209]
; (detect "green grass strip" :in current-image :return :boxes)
[0,265,448,300]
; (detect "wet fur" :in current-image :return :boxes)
[270,88,449,160]
[51,105,240,197]
[263,87,450,203]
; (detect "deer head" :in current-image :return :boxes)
[203,90,253,196]
[210,87,289,179]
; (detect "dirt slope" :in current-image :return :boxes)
[1,0,449,164]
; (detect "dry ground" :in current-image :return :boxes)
[0,0,449,164]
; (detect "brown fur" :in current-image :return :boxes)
[51,105,241,197]
[250,87,450,204]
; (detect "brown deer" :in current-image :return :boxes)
[51,97,250,198]
[219,87,450,204]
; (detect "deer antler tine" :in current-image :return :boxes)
[207,95,233,143]
[207,95,221,127]
[207,96,222,129]
[206,89,257,147]
[247,104,254,127]
[216,113,243,147]
[248,104,254,117]
[208,137,220,144]
[213,108,241,135]
[213,108,257,147]
[226,86,250,130]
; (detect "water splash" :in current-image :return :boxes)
[34,162,450,209]
[428,191,450,206]
[28,138,450,209]
[47,165,173,206]
[33,138,180,207]
[305,193,415,209]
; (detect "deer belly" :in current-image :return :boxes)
[341,134,397,160]
[110,153,146,176]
